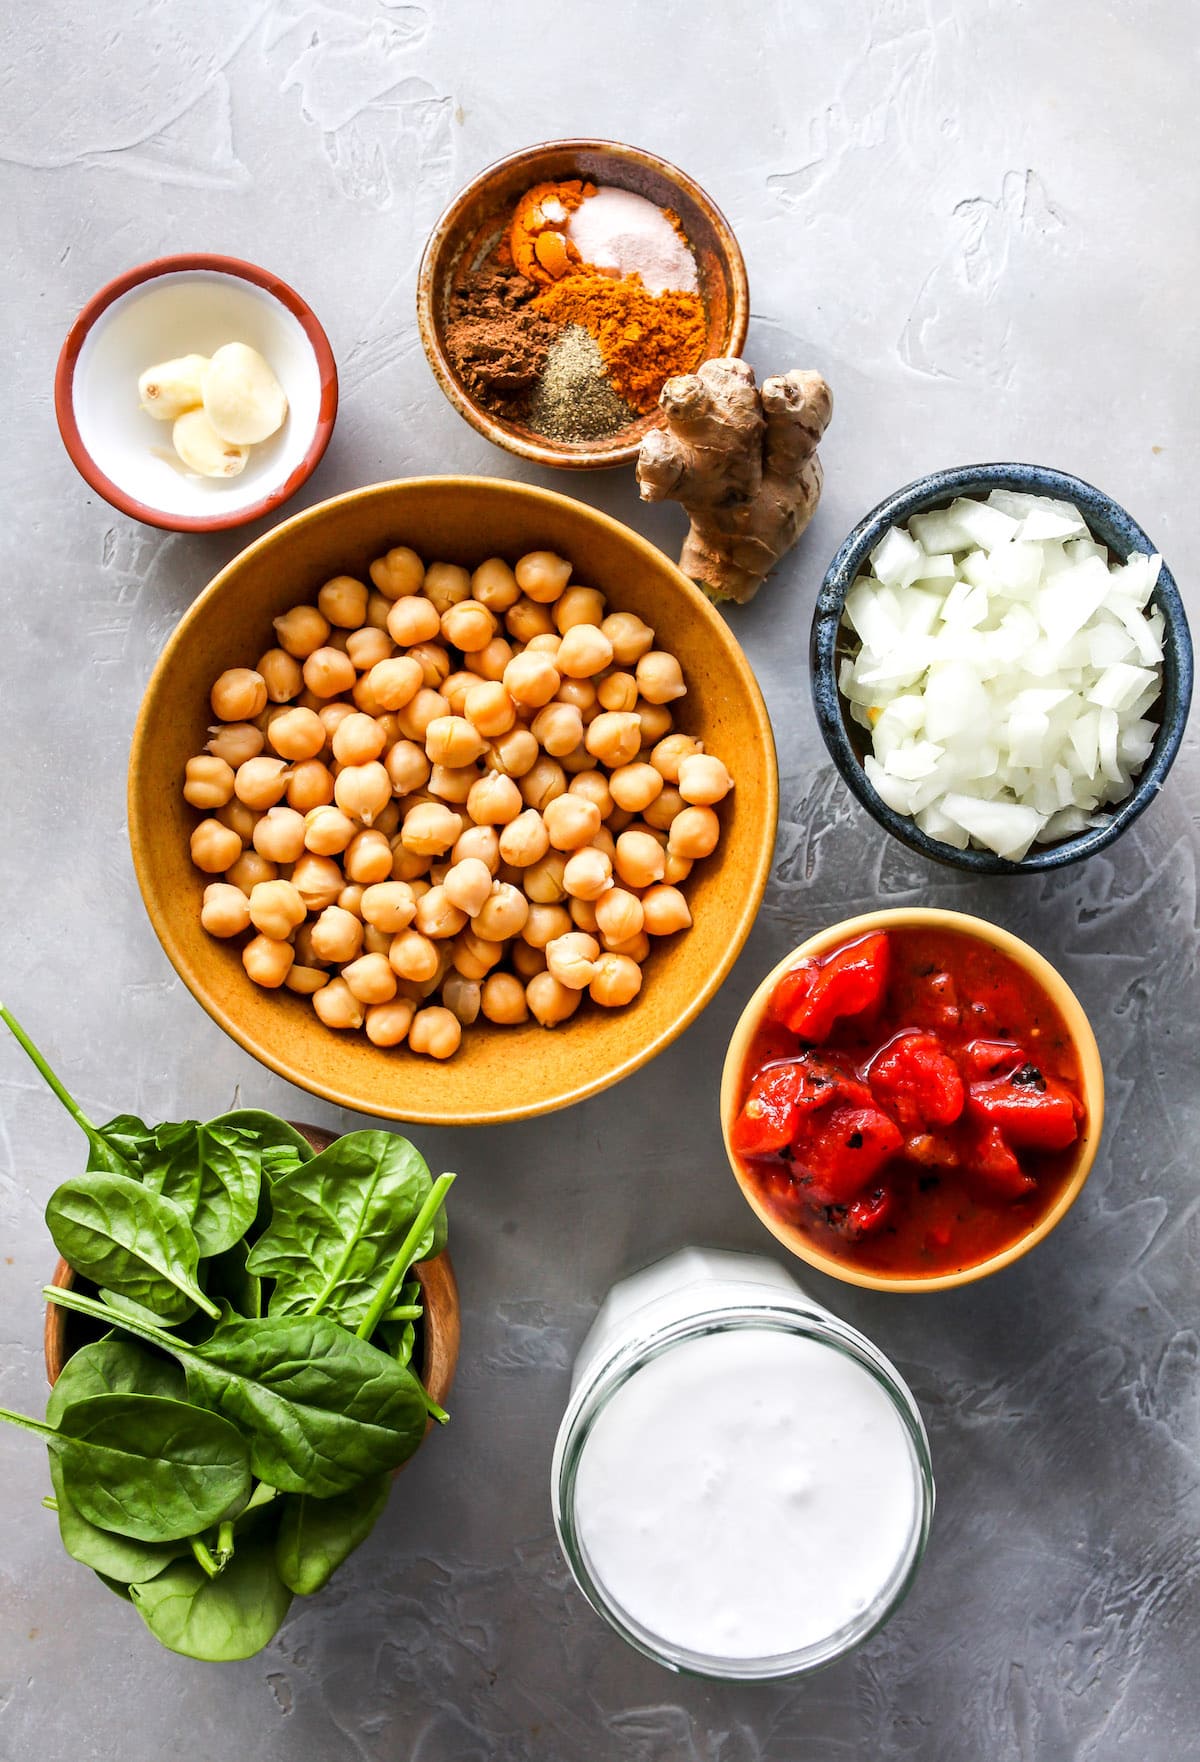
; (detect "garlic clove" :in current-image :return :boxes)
[138,353,210,421]
[172,407,250,478]
[202,342,288,445]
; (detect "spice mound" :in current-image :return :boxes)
[443,177,708,444]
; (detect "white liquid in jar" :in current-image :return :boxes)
[571,1326,920,1662]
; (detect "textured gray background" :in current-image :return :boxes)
[1,2,1197,1757]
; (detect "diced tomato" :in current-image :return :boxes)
[844,1186,894,1237]
[770,933,892,1043]
[905,967,961,1034]
[868,1031,964,1129]
[966,1066,1081,1152]
[792,1102,903,1205]
[731,1063,804,1156]
[967,1123,1036,1201]
[960,1038,1025,1080]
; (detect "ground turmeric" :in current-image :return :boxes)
[532,272,707,414]
[508,180,594,284]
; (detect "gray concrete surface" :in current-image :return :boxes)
[2,2,1197,1757]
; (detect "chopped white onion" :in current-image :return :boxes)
[840,491,1164,860]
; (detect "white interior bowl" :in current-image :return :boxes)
[55,255,337,532]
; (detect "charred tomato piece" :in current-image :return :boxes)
[868,1030,965,1130]
[792,1102,903,1206]
[966,1065,1081,1152]
[769,932,892,1043]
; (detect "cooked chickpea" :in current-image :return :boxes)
[526,970,581,1027]
[441,600,497,653]
[464,681,515,738]
[365,997,416,1046]
[390,842,431,882]
[450,930,503,981]
[241,934,294,989]
[313,977,364,1031]
[546,931,600,990]
[227,850,276,894]
[211,668,267,722]
[341,952,398,1005]
[289,760,337,814]
[274,604,331,658]
[366,591,394,632]
[471,557,521,613]
[514,550,571,603]
[401,801,463,857]
[643,785,685,832]
[256,647,303,703]
[511,941,547,979]
[601,612,655,666]
[604,929,652,963]
[217,799,259,843]
[505,596,556,643]
[564,771,609,819]
[522,901,572,950]
[249,806,304,865]
[590,953,643,1008]
[473,882,529,942]
[420,562,469,615]
[597,670,638,713]
[310,905,364,964]
[678,753,733,806]
[636,651,687,705]
[441,857,494,917]
[370,546,424,600]
[206,722,264,769]
[384,740,430,797]
[556,678,599,720]
[641,884,693,936]
[664,851,693,885]
[339,883,365,917]
[407,643,452,689]
[190,818,243,874]
[318,701,355,740]
[396,687,450,743]
[609,762,664,814]
[408,1006,462,1060]
[334,762,392,827]
[489,728,540,779]
[569,897,599,934]
[594,887,644,945]
[329,714,384,768]
[346,626,393,672]
[200,882,251,938]
[344,829,394,884]
[585,711,642,769]
[543,793,601,852]
[614,828,667,889]
[556,624,613,679]
[425,715,486,768]
[465,635,513,682]
[386,596,441,647]
[520,850,565,903]
[562,846,613,901]
[512,756,562,814]
[427,764,476,805]
[466,772,523,827]
[550,584,602,631]
[184,755,235,810]
[526,633,562,660]
[244,881,303,943]
[318,575,368,629]
[264,707,323,762]
[669,805,720,860]
[303,646,357,699]
[285,854,340,912]
[442,971,481,1027]
[531,701,583,758]
[284,963,327,997]
[636,701,675,745]
[368,655,423,713]
[304,805,356,856]
[504,651,560,708]
[481,972,528,1025]
[388,929,441,983]
[361,881,417,933]
[441,672,475,716]
[496,808,548,869]
[415,885,468,940]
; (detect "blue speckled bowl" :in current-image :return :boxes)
[811,463,1193,874]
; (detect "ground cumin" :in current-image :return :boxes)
[532,272,707,414]
[443,261,558,413]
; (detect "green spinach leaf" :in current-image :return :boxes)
[130,1528,292,1661]
[49,1453,185,1583]
[140,1120,260,1259]
[46,1338,184,1425]
[205,1238,262,1321]
[46,1173,218,1323]
[276,1474,390,1595]
[208,1110,313,1179]
[91,1114,155,1172]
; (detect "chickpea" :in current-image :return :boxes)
[243,934,295,990]
[465,635,514,682]
[463,772,520,827]
[385,739,430,797]
[526,633,562,660]
[369,655,423,712]
[464,681,515,738]
[592,824,617,860]
[512,941,547,979]
[217,799,259,843]
[428,764,478,805]
[332,761,390,827]
[497,809,549,869]
[678,753,734,805]
[401,801,463,857]
[642,884,694,936]
[594,887,644,945]
[318,575,368,629]
[609,762,665,814]
[243,879,302,941]
[481,972,528,1025]
[254,647,301,704]
[206,722,264,769]
[664,851,693,885]
[550,584,602,632]
[669,805,720,860]
[346,626,393,672]
[306,905,360,965]
[522,901,571,949]
[313,977,365,1031]
[419,561,468,615]
[451,929,504,981]
[406,642,452,689]
[386,596,441,647]
[200,882,251,938]
[451,824,501,874]
[326,629,352,654]
[524,851,567,903]
[341,952,398,1006]
[344,829,394,884]
[546,929,600,990]
[604,929,651,963]
[184,755,235,810]
[585,711,642,769]
[396,687,450,743]
[519,755,567,812]
[227,850,277,894]
[563,846,613,901]
[365,997,416,1046]
[211,668,267,722]
[526,971,581,1027]
[319,700,356,741]
[190,818,243,874]
[504,651,560,709]
[515,550,571,603]
[389,929,441,983]
[289,853,343,912]
[564,772,608,820]
[601,611,655,666]
[300,805,353,856]
[265,707,324,762]
[590,952,643,1008]
[505,596,556,643]
[358,881,415,934]
[531,702,583,758]
[253,806,307,864]
[556,678,599,721]
[473,882,529,942]
[291,760,338,814]
[471,557,521,613]
[543,793,601,852]
[556,623,613,679]
[293,928,325,972]
[350,673,380,717]
[569,896,599,933]
[441,600,497,653]
[338,883,365,917]
[597,670,639,713]
[643,785,685,832]
[303,646,357,699]
[425,715,486,768]
[636,701,676,746]
[487,728,540,779]
[614,828,667,889]
[366,591,393,632]
[442,672,475,716]
[274,604,331,658]
[442,857,494,917]
[370,546,425,600]
[408,1006,462,1060]
[416,885,468,940]
[390,843,431,883]
[442,971,481,1027]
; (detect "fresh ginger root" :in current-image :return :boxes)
[636,357,833,604]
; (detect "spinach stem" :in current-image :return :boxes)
[42,1495,59,1512]
[43,1286,185,1355]
[216,1519,235,1557]
[382,1304,423,1322]
[0,1405,55,1441]
[190,1536,221,1578]
[355,1173,456,1344]
[0,1003,97,1137]
[416,1386,449,1425]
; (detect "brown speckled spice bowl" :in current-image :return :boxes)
[417,139,750,470]
[719,908,1105,1293]
[128,477,778,1125]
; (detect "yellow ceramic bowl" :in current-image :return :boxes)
[130,477,777,1126]
[720,908,1104,1292]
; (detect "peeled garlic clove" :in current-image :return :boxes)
[172,408,249,478]
[138,353,210,421]
[202,343,288,445]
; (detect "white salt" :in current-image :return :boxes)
[567,186,699,296]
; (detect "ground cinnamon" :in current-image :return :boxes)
[443,262,558,414]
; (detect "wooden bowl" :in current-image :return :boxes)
[128,477,777,1124]
[45,1124,461,1425]
[720,908,1105,1292]
[417,139,749,469]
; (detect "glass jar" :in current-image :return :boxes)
[552,1248,934,1681]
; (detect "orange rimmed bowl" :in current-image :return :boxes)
[720,908,1105,1292]
[129,476,777,1125]
[417,138,749,470]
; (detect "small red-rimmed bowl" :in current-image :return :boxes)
[55,254,338,533]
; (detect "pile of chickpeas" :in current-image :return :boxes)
[184,546,734,1059]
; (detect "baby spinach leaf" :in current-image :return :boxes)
[94,1571,133,1599]
[91,1114,155,1173]
[49,1453,184,1583]
[0,1004,141,1179]
[246,1130,431,1330]
[130,1528,292,1661]
[99,1289,183,1332]
[46,1173,218,1323]
[205,1239,262,1321]
[276,1474,390,1595]
[140,1120,260,1259]
[46,1338,184,1425]
[208,1110,314,1179]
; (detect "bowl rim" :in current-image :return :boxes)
[128,474,779,1125]
[811,462,1194,873]
[719,906,1105,1293]
[416,136,751,471]
[54,252,339,534]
